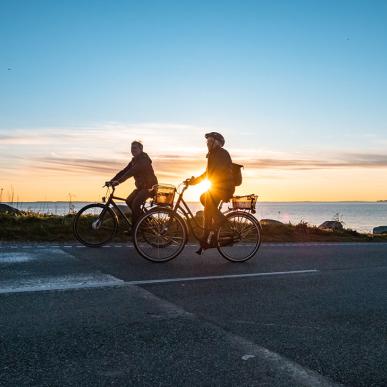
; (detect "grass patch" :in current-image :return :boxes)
[0,212,76,242]
[1,212,387,243]
[261,222,386,243]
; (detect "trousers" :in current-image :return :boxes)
[200,189,232,233]
[126,188,152,225]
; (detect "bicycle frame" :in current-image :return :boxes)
[169,184,227,241]
[100,186,150,229]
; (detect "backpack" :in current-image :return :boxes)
[231,163,243,186]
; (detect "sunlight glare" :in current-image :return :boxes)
[187,179,211,201]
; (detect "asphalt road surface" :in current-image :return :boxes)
[1,242,386,386]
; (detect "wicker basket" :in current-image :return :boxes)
[153,184,176,206]
[231,194,258,211]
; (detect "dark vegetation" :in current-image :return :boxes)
[1,212,386,243]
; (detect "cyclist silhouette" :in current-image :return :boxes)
[189,132,235,249]
[107,141,158,226]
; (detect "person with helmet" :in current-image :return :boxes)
[107,141,158,226]
[188,132,235,251]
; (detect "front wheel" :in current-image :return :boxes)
[133,207,187,262]
[217,211,262,262]
[73,204,118,247]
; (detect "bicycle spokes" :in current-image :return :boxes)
[134,208,187,262]
[73,204,118,247]
[217,212,261,262]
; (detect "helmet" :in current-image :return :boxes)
[205,132,225,146]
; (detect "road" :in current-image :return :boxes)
[0,242,386,386]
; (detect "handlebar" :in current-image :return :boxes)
[103,183,116,192]
[173,178,191,195]
[183,176,195,187]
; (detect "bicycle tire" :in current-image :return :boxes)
[217,211,262,262]
[73,203,118,247]
[133,207,187,262]
[140,209,174,248]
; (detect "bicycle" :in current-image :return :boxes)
[73,184,152,247]
[133,180,262,263]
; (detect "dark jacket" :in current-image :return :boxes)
[193,147,235,199]
[112,152,158,189]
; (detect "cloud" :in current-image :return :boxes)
[3,123,387,181]
[0,133,52,145]
[244,153,387,170]
[0,131,95,146]
[27,151,387,184]
[35,157,123,174]
[0,122,204,145]
[32,155,205,181]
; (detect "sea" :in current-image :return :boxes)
[5,201,387,234]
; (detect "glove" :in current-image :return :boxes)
[185,176,195,186]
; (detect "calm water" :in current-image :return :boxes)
[6,201,387,233]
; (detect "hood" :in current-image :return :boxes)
[133,152,152,163]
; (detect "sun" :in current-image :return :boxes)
[186,179,212,201]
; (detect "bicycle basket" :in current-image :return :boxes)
[231,194,258,211]
[153,184,176,206]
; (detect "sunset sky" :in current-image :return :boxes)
[1,1,387,202]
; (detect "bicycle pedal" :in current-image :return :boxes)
[218,236,233,247]
[218,235,241,247]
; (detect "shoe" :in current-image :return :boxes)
[195,247,204,255]
[197,233,216,250]
[194,236,208,255]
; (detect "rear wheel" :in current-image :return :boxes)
[217,211,262,262]
[73,204,118,247]
[133,207,187,262]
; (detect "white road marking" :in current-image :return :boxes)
[125,269,318,286]
[0,252,37,263]
[0,242,387,249]
[0,274,124,294]
[226,327,342,386]
[0,248,125,295]
[0,248,76,263]
[1,242,387,249]
[0,245,340,385]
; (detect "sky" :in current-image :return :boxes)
[1,0,387,202]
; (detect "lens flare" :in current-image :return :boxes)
[187,179,212,201]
